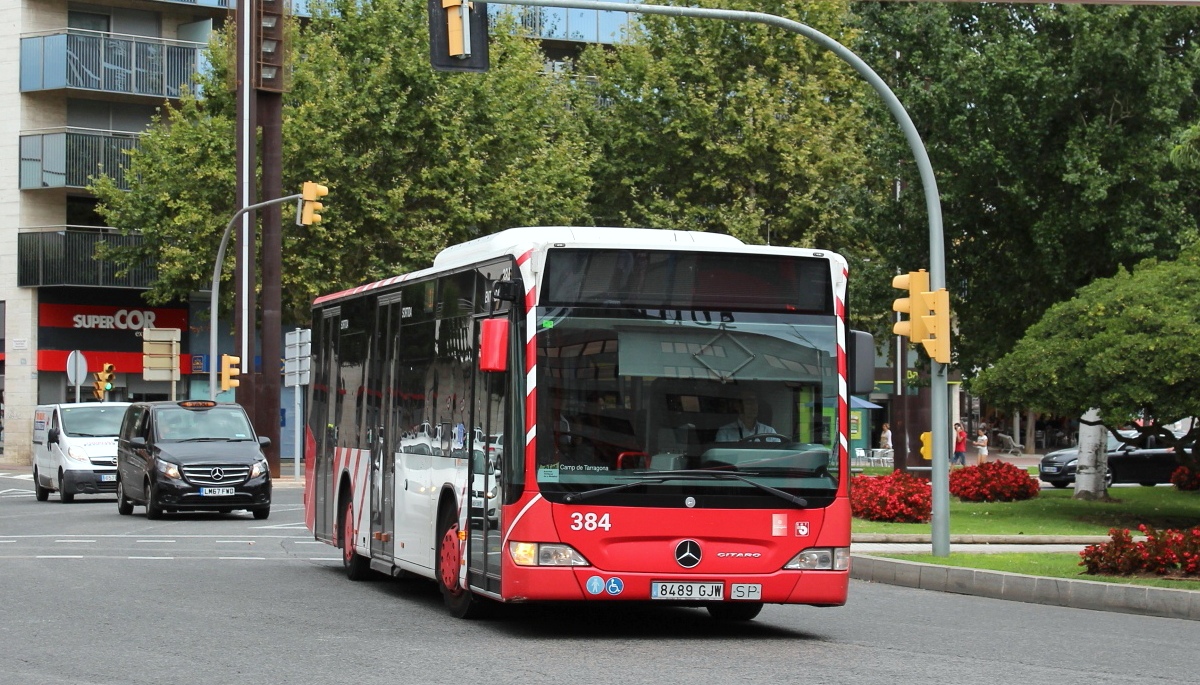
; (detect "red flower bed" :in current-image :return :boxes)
[1080,525,1200,577]
[850,471,931,523]
[1169,465,1200,491]
[948,461,1040,502]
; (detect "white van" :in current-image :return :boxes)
[32,402,131,502]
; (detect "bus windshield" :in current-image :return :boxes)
[535,310,841,506]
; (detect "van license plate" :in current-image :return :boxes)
[200,487,235,496]
[99,474,116,482]
[650,582,723,600]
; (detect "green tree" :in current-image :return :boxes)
[572,1,876,274]
[971,243,1200,469]
[94,1,595,322]
[853,3,1200,371]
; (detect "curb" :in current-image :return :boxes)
[852,533,1118,545]
[851,554,1200,621]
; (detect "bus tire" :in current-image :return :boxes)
[341,496,371,581]
[436,504,488,619]
[706,603,763,621]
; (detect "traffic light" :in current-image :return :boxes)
[920,288,951,364]
[427,0,490,72]
[891,270,930,344]
[93,363,115,400]
[300,181,328,226]
[920,431,933,461]
[220,354,241,392]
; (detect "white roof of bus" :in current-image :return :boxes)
[432,226,744,270]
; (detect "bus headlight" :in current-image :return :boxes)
[784,547,850,571]
[508,542,590,567]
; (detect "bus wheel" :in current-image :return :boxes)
[706,603,763,621]
[341,497,371,581]
[436,506,487,619]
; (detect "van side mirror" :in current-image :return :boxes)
[478,318,509,372]
[258,436,272,448]
[47,428,60,444]
[849,330,875,395]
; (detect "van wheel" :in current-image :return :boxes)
[145,481,163,520]
[706,603,763,621]
[33,467,50,502]
[436,505,488,619]
[58,471,74,503]
[116,481,134,515]
[340,497,371,580]
[253,505,270,520]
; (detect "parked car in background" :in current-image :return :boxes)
[31,402,130,502]
[116,400,272,519]
[1039,430,1190,488]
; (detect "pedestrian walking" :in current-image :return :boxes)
[952,423,968,466]
[879,423,892,451]
[973,427,989,465]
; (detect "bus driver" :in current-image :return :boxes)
[715,390,780,443]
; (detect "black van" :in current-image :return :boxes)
[116,400,272,519]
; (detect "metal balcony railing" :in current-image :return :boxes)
[18,228,158,289]
[20,29,204,98]
[19,128,140,191]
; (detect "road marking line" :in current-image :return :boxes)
[216,540,255,543]
[56,539,96,544]
[310,558,340,561]
[37,555,84,559]
[219,556,266,560]
[137,540,176,543]
[296,541,323,545]
[129,556,174,560]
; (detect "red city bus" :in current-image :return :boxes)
[304,226,874,620]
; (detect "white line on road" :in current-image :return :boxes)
[219,557,266,560]
[129,556,174,560]
[37,555,84,559]
[56,539,96,544]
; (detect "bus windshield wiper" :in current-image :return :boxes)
[561,470,807,508]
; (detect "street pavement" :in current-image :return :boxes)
[4,449,1196,621]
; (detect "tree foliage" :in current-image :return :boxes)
[853,3,1200,369]
[971,243,1200,457]
[94,0,595,322]
[572,1,877,273]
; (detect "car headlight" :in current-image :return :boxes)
[508,542,590,567]
[250,459,268,478]
[1066,459,1077,468]
[65,446,92,463]
[156,460,181,479]
[784,547,850,571]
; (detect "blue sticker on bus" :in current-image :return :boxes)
[586,576,606,595]
[605,578,624,596]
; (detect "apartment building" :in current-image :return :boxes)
[1,1,631,463]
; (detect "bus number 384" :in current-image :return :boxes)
[570,512,612,531]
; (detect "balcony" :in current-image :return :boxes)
[21,29,204,99]
[20,128,140,191]
[18,228,158,289]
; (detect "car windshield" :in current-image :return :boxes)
[59,406,126,437]
[155,407,255,441]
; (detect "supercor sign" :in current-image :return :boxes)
[73,309,158,330]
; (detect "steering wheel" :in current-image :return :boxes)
[738,432,790,443]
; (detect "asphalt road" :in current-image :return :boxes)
[0,471,1193,685]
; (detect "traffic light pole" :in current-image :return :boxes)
[484,0,951,554]
[210,194,304,400]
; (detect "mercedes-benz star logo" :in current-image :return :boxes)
[210,467,225,481]
[675,539,702,568]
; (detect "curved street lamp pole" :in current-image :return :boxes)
[487,0,951,554]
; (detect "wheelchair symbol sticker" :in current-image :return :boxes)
[586,576,605,595]
[605,578,624,595]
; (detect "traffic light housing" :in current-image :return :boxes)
[920,288,951,364]
[427,0,490,72]
[892,269,930,344]
[920,431,933,461]
[300,181,328,226]
[93,363,115,399]
[220,354,241,392]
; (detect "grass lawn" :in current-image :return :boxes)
[874,552,1200,592]
[851,480,1200,536]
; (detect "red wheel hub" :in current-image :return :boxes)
[439,524,462,595]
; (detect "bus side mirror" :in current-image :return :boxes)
[479,318,509,372]
[849,330,875,395]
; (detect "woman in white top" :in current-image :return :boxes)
[974,427,989,465]
[879,423,892,451]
